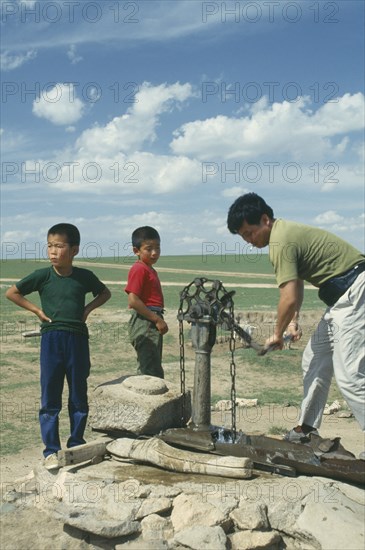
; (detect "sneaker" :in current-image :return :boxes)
[284,427,319,443]
[359,451,365,461]
[43,453,60,471]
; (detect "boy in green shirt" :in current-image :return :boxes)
[6,223,111,469]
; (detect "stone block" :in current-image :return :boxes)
[89,375,191,435]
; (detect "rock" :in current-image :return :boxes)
[296,483,365,550]
[267,476,365,549]
[230,502,269,530]
[135,496,172,519]
[214,397,258,411]
[89,375,191,435]
[35,469,143,538]
[172,525,227,549]
[236,398,258,408]
[140,514,173,541]
[116,539,168,550]
[31,452,365,550]
[323,400,341,415]
[215,399,232,411]
[338,411,353,418]
[170,493,230,532]
[229,530,282,550]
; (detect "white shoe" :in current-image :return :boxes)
[284,427,319,443]
[43,453,60,471]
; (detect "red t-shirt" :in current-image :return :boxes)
[125,261,164,308]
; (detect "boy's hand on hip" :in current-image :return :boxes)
[155,318,168,335]
[37,309,52,323]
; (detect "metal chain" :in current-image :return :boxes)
[178,299,186,424]
[229,303,237,442]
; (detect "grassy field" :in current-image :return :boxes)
[0,255,340,457]
[0,254,320,310]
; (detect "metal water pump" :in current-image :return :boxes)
[160,277,365,485]
[177,277,257,436]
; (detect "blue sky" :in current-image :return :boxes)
[1,0,364,261]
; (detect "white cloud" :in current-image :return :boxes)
[0,128,28,156]
[18,0,37,6]
[314,211,344,224]
[76,82,194,155]
[221,186,251,198]
[32,83,85,125]
[21,86,365,199]
[2,230,31,241]
[313,211,365,237]
[22,82,201,194]
[170,93,365,162]
[67,45,83,65]
[0,49,37,71]
[3,1,222,53]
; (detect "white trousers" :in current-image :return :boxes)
[299,272,365,431]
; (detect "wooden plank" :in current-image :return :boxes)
[57,439,111,467]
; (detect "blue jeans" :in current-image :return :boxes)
[39,331,90,457]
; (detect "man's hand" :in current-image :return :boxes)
[264,334,283,352]
[285,322,302,341]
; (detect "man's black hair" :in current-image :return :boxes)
[132,226,160,249]
[227,193,274,234]
[47,223,81,246]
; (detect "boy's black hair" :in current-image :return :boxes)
[47,223,81,246]
[227,193,274,234]
[132,226,160,249]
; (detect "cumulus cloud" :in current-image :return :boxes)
[32,83,85,125]
[23,87,364,200]
[0,49,37,71]
[170,93,365,162]
[25,82,201,194]
[76,82,194,155]
[314,211,344,224]
[313,211,364,236]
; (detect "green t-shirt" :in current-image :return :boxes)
[269,219,365,287]
[16,266,106,336]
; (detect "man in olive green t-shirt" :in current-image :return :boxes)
[227,193,364,457]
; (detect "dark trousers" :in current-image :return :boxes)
[39,331,90,457]
[128,311,164,378]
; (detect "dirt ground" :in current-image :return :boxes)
[1,307,364,550]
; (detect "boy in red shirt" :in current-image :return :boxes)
[125,226,168,378]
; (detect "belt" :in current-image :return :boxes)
[318,262,365,307]
[147,306,164,313]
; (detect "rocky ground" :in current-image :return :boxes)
[1,403,364,550]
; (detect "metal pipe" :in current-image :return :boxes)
[190,320,215,429]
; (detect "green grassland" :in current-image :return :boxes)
[0,255,334,457]
[0,254,319,311]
